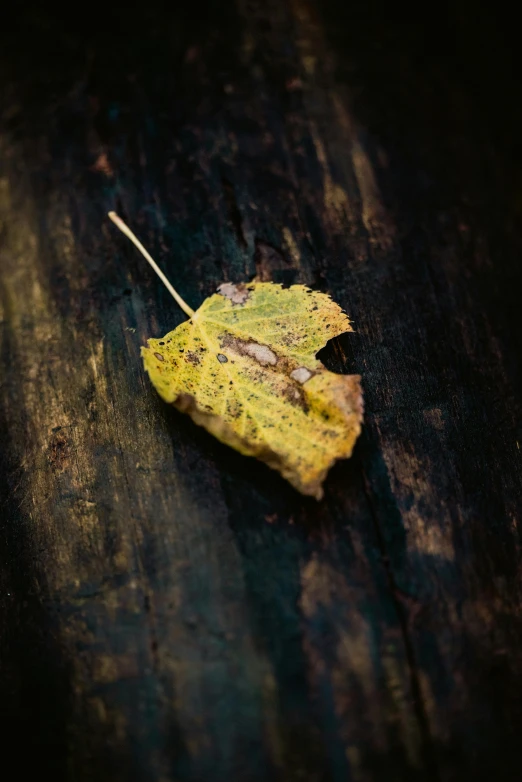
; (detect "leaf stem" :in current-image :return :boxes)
[108,212,195,318]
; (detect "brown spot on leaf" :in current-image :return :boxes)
[221,334,277,366]
[218,282,249,305]
[283,383,308,412]
[217,353,228,363]
[154,352,165,361]
[185,351,201,366]
[243,343,277,366]
[227,398,242,418]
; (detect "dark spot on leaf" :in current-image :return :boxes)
[154,352,165,361]
[217,353,228,363]
[283,384,308,413]
[185,351,201,365]
[221,334,277,366]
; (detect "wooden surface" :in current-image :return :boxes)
[1,2,521,780]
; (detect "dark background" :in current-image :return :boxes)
[1,2,521,780]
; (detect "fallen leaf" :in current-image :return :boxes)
[109,213,363,499]
[143,283,363,498]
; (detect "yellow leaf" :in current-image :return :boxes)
[142,282,362,498]
[108,213,363,499]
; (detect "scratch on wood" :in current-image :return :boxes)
[333,96,395,254]
[282,227,301,266]
[379,436,455,561]
[300,554,423,765]
[309,124,353,231]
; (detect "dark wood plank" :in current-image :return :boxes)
[1,2,521,781]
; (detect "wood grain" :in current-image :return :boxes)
[1,1,521,780]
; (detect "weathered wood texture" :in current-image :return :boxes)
[1,2,521,780]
